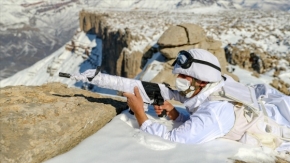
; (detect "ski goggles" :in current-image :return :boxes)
[172,50,221,72]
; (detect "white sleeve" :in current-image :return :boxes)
[140,101,235,144]
[158,84,188,103]
[91,73,185,104]
[90,73,152,103]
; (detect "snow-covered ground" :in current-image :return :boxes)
[1,30,289,162]
[1,1,290,162]
[44,107,290,163]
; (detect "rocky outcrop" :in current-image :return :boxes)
[77,11,288,95]
[143,23,239,87]
[230,47,289,95]
[270,79,290,95]
[79,11,142,78]
[78,11,238,84]
[158,25,189,47]
[0,82,127,163]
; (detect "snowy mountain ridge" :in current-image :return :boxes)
[1,9,289,95]
[1,2,290,162]
[1,0,290,80]
[1,0,290,91]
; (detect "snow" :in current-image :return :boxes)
[230,0,290,11]
[1,29,286,163]
[1,0,290,81]
[1,0,290,162]
[0,2,28,26]
[230,65,274,85]
[91,0,290,11]
[44,107,290,163]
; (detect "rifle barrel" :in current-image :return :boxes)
[59,72,71,78]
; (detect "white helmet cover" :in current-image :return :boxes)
[172,49,222,82]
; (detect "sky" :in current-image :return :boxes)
[1,1,290,162]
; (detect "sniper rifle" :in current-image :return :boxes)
[59,67,168,117]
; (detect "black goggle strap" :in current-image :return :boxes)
[171,59,178,66]
[191,58,221,72]
[171,51,221,72]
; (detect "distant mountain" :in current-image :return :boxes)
[231,0,290,11]
[1,8,289,92]
[1,0,289,80]
[93,0,290,11]
[0,0,99,80]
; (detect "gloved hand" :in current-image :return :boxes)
[70,69,98,82]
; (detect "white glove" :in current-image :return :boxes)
[70,69,98,82]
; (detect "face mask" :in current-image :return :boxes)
[175,78,195,98]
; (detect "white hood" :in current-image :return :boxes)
[183,79,225,113]
[172,49,222,82]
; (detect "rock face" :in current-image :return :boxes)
[230,47,290,95]
[78,11,237,85]
[0,82,127,163]
[79,11,142,78]
[143,23,238,87]
[270,79,290,95]
[158,25,189,47]
[78,11,289,94]
[77,10,288,95]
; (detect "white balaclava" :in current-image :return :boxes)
[172,49,222,97]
